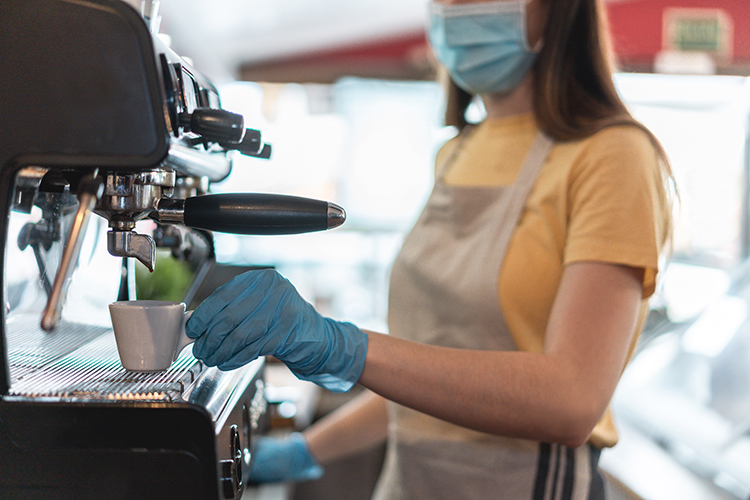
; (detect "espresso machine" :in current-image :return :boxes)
[0,0,345,498]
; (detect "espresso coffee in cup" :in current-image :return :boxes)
[109,300,194,372]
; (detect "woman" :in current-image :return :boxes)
[186,0,674,497]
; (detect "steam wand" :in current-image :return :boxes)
[41,174,104,332]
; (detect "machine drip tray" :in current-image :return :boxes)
[6,314,205,402]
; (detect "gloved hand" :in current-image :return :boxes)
[248,433,324,483]
[186,269,368,392]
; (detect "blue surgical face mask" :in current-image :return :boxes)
[428,0,540,95]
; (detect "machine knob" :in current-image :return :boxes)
[219,128,273,159]
[180,108,245,143]
[220,128,262,155]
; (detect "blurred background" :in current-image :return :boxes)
[141,1,750,499]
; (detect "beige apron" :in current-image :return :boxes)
[372,131,605,500]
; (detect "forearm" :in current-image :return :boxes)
[359,332,603,448]
[303,390,388,464]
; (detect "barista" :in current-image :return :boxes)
[186,0,674,498]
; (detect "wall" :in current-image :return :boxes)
[607,0,750,75]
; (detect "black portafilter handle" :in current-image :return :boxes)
[154,193,346,235]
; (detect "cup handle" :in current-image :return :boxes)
[174,310,195,362]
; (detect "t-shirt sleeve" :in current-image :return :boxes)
[564,126,669,298]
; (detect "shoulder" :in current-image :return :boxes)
[562,123,664,195]
[561,123,671,252]
[574,124,662,173]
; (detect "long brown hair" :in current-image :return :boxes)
[534,0,630,139]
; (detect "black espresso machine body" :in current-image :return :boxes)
[0,1,344,498]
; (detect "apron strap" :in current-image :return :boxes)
[514,132,554,201]
[435,125,476,181]
[492,131,554,259]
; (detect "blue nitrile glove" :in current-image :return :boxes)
[248,433,324,483]
[186,269,368,392]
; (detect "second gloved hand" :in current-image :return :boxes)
[248,433,324,483]
[186,269,368,392]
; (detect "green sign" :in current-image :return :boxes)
[674,17,722,52]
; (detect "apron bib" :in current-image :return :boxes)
[372,131,605,500]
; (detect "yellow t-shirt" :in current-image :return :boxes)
[438,113,670,447]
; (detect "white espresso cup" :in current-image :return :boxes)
[109,300,194,372]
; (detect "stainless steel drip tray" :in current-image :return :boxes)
[7,314,204,402]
